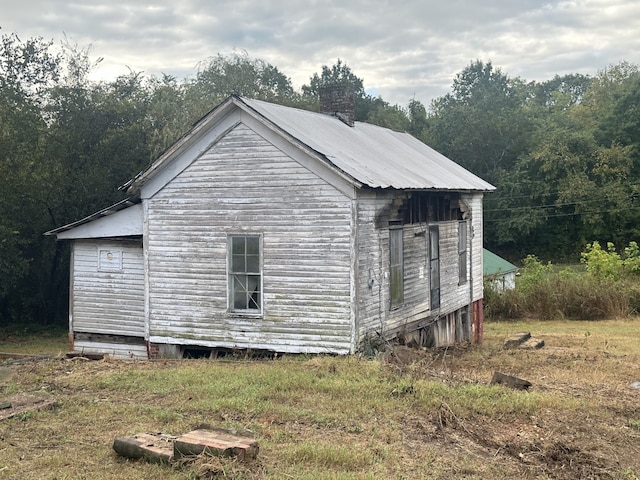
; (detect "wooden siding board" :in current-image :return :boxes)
[461,193,485,303]
[355,190,480,344]
[355,190,389,343]
[146,123,353,353]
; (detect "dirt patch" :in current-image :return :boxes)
[0,393,58,421]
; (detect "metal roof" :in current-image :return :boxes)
[483,249,518,276]
[44,198,142,237]
[242,97,495,192]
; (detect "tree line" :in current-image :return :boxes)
[1,32,639,327]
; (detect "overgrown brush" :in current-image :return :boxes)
[485,242,640,320]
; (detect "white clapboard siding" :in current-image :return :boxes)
[355,190,391,340]
[437,221,472,314]
[462,193,485,302]
[71,240,145,336]
[146,123,354,353]
[355,190,480,346]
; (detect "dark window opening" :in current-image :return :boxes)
[400,192,464,224]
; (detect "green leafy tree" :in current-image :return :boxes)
[0,33,62,325]
[302,59,409,128]
[425,60,532,184]
[496,63,640,258]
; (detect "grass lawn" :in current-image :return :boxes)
[0,319,639,479]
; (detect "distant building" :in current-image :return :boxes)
[483,249,518,291]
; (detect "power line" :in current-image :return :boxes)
[484,205,640,222]
[484,198,611,213]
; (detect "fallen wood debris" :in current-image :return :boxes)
[113,427,259,466]
[503,332,531,349]
[520,338,545,349]
[491,371,533,390]
[503,332,545,350]
[112,433,175,464]
[0,394,58,421]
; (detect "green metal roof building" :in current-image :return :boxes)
[483,249,518,290]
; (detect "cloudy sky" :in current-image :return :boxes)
[2,0,639,106]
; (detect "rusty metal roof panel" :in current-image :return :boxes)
[242,98,495,192]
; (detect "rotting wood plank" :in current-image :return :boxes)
[503,332,532,349]
[490,371,532,390]
[112,433,175,464]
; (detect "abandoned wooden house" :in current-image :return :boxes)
[47,90,495,359]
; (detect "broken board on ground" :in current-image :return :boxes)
[113,428,258,465]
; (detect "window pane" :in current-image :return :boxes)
[233,275,247,309]
[246,254,260,273]
[231,236,245,255]
[231,254,245,272]
[248,291,260,309]
[246,275,261,309]
[246,236,260,255]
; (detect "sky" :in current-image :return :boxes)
[2,0,640,107]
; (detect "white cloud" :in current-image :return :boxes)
[1,0,639,106]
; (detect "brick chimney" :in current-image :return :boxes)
[318,84,355,127]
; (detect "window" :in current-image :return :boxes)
[389,227,404,307]
[458,221,468,285]
[228,235,262,313]
[429,226,440,308]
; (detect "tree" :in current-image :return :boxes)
[302,59,410,128]
[407,98,429,139]
[0,33,62,325]
[491,63,640,259]
[425,60,532,184]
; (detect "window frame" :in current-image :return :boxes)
[227,234,263,315]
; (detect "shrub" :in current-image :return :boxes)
[484,253,633,320]
[581,241,622,280]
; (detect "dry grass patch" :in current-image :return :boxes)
[1,319,640,479]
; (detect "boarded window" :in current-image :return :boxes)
[458,221,468,285]
[228,235,262,313]
[389,227,404,307]
[429,226,440,308]
[98,248,123,271]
